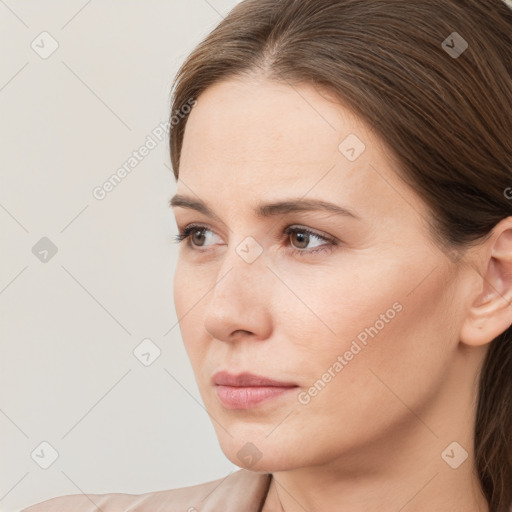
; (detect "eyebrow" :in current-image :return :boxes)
[169,194,360,221]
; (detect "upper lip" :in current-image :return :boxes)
[212,371,298,387]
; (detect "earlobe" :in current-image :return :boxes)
[460,218,512,347]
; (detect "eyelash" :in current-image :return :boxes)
[172,223,338,256]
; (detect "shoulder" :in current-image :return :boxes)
[20,468,272,512]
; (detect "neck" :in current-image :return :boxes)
[263,457,488,512]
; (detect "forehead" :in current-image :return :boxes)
[181,78,379,181]
[177,76,429,229]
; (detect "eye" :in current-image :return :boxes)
[283,226,336,256]
[172,223,220,248]
[172,223,337,256]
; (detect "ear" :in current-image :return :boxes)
[460,217,512,347]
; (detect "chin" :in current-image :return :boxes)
[217,433,312,473]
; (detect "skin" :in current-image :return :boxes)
[171,75,512,511]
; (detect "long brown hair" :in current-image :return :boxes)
[168,1,512,509]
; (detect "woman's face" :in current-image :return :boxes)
[171,76,469,472]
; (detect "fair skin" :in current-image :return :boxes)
[171,75,512,512]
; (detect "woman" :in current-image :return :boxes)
[23,0,512,511]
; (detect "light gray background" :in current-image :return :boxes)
[1,2,242,511]
[2,1,512,512]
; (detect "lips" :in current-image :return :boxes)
[212,371,297,388]
[212,371,299,410]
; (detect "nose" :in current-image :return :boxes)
[203,243,272,343]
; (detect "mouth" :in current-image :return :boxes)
[212,371,299,410]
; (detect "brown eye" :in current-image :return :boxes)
[284,226,336,256]
[290,230,310,250]
[173,224,218,248]
[190,228,207,246]
[173,224,337,256]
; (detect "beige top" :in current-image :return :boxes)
[21,469,272,512]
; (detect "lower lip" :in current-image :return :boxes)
[215,385,298,409]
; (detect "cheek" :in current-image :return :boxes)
[290,262,455,431]
[172,260,205,357]
[172,259,187,317]
[268,258,400,352]
[274,253,449,360]
[173,257,208,320]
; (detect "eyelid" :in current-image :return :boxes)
[282,225,335,244]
